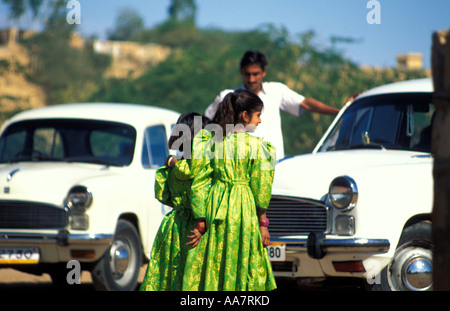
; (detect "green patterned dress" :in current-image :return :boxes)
[140,159,196,291]
[182,132,277,291]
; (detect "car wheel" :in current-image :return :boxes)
[91,219,142,291]
[373,221,433,291]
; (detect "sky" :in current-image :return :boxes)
[1,0,450,69]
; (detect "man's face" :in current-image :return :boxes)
[240,64,266,94]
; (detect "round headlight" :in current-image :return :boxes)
[329,176,358,211]
[65,186,93,212]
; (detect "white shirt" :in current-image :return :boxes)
[205,82,305,159]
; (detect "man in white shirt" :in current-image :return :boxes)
[205,50,340,159]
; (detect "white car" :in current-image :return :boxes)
[0,103,179,290]
[268,78,434,291]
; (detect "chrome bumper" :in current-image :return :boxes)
[0,230,114,264]
[0,230,114,246]
[272,233,390,259]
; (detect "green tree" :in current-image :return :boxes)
[107,8,145,41]
[22,0,110,105]
[135,18,198,48]
[91,22,429,156]
[168,0,196,22]
[2,0,43,19]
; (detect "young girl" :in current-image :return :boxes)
[140,112,210,291]
[183,89,277,291]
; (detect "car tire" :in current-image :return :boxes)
[373,221,433,291]
[91,219,143,291]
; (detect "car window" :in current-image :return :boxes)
[0,119,136,166]
[34,128,64,159]
[318,93,434,153]
[142,125,168,169]
[90,129,135,165]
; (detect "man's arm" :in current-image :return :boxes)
[205,98,219,119]
[300,97,340,116]
[205,90,234,119]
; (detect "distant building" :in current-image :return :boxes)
[93,40,171,78]
[397,53,423,70]
[93,40,170,64]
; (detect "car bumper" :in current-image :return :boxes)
[270,234,391,279]
[0,230,113,264]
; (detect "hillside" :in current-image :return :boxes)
[0,37,171,122]
[0,26,430,156]
[0,43,46,116]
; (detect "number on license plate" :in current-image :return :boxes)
[267,243,285,261]
[0,248,40,264]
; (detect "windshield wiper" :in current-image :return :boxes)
[348,131,386,150]
[348,142,385,150]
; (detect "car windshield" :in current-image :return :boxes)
[0,119,136,166]
[317,93,434,153]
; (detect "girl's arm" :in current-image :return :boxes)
[249,139,276,248]
[186,129,213,248]
[258,208,270,247]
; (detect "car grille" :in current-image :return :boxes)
[267,196,328,236]
[0,201,68,229]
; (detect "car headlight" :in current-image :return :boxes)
[65,186,92,230]
[65,186,93,211]
[329,176,358,211]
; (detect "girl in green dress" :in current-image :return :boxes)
[140,112,210,291]
[183,89,277,291]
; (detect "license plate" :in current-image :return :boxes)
[0,248,40,264]
[267,242,285,261]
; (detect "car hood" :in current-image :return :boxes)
[272,149,432,200]
[0,162,114,206]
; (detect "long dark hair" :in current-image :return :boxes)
[212,89,263,134]
[168,112,211,151]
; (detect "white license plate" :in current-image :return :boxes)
[267,242,285,261]
[0,247,40,264]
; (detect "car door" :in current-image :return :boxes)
[139,124,172,257]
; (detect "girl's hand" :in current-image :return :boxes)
[187,220,206,249]
[259,226,270,247]
[187,229,203,248]
[165,156,177,167]
[257,208,270,247]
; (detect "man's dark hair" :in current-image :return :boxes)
[239,50,268,70]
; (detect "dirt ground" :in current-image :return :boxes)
[0,265,367,291]
[0,265,147,291]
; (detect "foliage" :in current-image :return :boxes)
[168,0,197,22]
[1,0,43,19]
[90,22,428,155]
[134,19,199,48]
[107,7,145,41]
[19,1,110,106]
[3,0,429,155]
